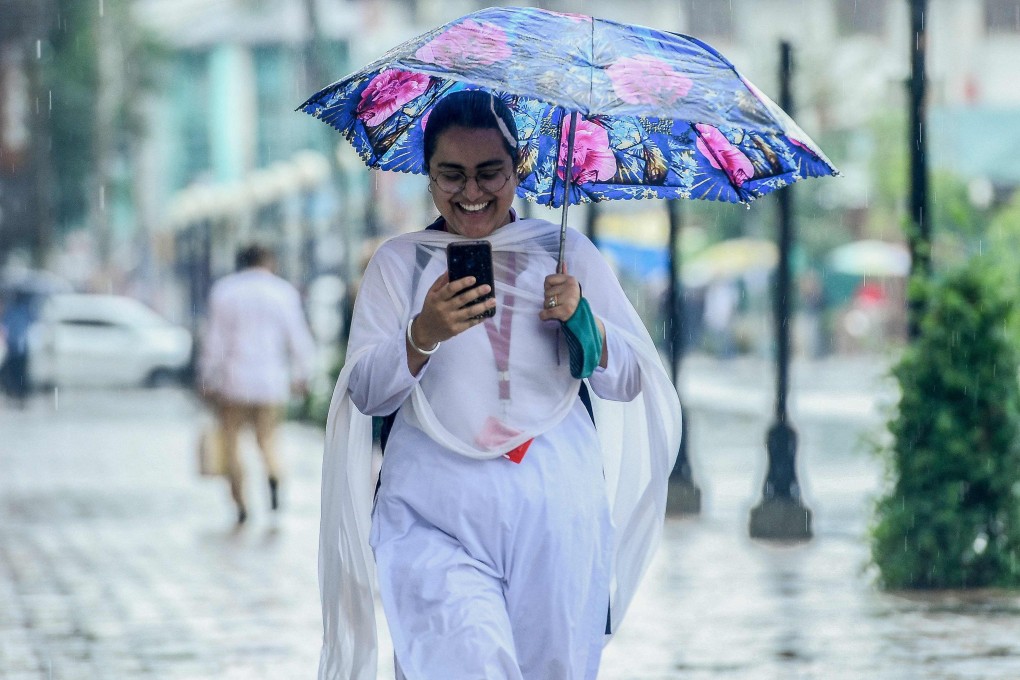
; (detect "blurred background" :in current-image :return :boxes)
[3,0,1018,387]
[3,1,1020,678]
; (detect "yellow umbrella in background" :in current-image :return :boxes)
[592,207,707,281]
[683,238,778,287]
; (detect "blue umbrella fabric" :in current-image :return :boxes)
[299,6,838,208]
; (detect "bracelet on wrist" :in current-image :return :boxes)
[407,315,440,356]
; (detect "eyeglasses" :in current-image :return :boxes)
[429,168,512,194]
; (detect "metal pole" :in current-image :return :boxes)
[585,202,598,243]
[749,41,811,541]
[907,0,930,339]
[666,199,700,515]
[93,3,118,285]
[557,111,578,274]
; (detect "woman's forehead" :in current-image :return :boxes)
[432,126,512,167]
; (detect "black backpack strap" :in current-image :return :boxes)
[578,380,595,426]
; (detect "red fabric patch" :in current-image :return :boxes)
[503,438,534,464]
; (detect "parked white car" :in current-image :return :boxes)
[29,294,193,388]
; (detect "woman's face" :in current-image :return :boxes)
[428,126,518,239]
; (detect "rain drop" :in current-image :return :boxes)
[36,40,41,59]
[99,0,104,17]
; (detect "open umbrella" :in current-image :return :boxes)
[299,6,838,269]
[827,239,911,277]
[683,237,778,287]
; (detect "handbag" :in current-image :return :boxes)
[197,424,227,476]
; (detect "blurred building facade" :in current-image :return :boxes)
[3,0,1019,331]
[0,0,54,267]
[140,0,1020,281]
[131,0,360,326]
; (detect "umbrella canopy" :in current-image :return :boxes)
[827,240,911,277]
[299,6,838,209]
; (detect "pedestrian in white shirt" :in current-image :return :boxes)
[200,244,316,525]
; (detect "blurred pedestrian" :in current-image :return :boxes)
[799,269,828,358]
[703,278,739,358]
[0,290,38,407]
[319,91,681,680]
[200,244,316,525]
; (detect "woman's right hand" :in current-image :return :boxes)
[410,272,496,349]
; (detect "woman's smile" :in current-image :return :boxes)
[428,126,518,239]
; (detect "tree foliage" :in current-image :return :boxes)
[45,0,99,229]
[871,259,1020,588]
[984,191,1020,345]
[43,0,164,232]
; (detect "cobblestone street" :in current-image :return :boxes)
[2,355,1020,679]
[0,388,325,679]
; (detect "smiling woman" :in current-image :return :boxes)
[318,90,682,680]
[427,126,517,239]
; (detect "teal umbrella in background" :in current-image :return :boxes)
[823,239,910,306]
[828,239,910,278]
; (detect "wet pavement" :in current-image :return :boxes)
[2,354,1020,679]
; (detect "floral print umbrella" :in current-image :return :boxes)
[298,6,838,209]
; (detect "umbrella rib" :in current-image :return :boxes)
[688,122,750,204]
[587,15,595,114]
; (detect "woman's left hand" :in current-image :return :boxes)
[539,267,581,322]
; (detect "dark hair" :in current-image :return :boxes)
[236,243,274,270]
[423,90,519,169]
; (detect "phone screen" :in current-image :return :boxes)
[446,241,496,319]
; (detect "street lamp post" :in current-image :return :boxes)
[666,199,700,514]
[749,41,811,541]
[907,0,931,339]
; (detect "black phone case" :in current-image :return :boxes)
[446,241,496,319]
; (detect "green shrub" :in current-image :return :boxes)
[871,259,1020,588]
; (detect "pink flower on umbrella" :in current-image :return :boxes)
[415,20,512,68]
[558,117,617,184]
[695,124,754,186]
[356,70,431,127]
[607,55,693,106]
[789,137,811,152]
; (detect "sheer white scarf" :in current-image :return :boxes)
[319,218,681,679]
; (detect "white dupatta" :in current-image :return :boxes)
[318,218,681,679]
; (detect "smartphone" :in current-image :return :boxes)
[446,240,496,319]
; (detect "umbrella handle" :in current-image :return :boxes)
[557,111,579,274]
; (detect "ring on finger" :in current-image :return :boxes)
[546,296,558,309]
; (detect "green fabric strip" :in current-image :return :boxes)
[562,297,603,379]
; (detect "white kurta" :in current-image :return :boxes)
[319,218,681,680]
[371,401,610,679]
